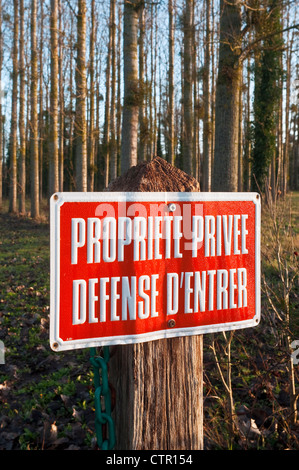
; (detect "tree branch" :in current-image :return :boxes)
[239,22,299,63]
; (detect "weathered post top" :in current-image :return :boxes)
[107,156,200,192]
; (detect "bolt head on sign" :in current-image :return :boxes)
[50,192,261,352]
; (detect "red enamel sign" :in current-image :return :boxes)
[50,192,261,351]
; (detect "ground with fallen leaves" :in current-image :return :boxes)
[0,194,298,450]
[0,213,96,450]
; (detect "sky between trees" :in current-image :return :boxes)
[0,0,298,218]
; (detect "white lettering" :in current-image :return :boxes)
[71,218,85,264]
[167,273,179,315]
[205,216,215,257]
[88,278,98,323]
[72,279,86,324]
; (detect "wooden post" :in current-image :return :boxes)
[108,157,203,450]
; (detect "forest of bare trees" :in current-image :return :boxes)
[0,0,298,218]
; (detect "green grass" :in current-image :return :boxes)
[0,206,96,450]
[0,194,298,450]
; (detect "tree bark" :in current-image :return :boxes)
[283,22,293,196]
[88,0,96,191]
[9,0,19,214]
[168,0,175,166]
[182,0,193,176]
[58,0,64,192]
[109,0,117,181]
[202,0,212,191]
[0,0,2,211]
[238,77,243,192]
[138,2,146,163]
[49,0,59,196]
[18,0,26,213]
[75,0,87,192]
[103,5,112,187]
[120,0,139,174]
[30,0,40,218]
[38,0,44,202]
[212,0,242,192]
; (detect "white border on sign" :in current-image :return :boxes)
[50,192,261,352]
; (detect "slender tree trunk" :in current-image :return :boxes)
[153,8,158,157]
[88,0,95,191]
[30,0,39,218]
[75,0,87,192]
[9,0,19,214]
[238,77,243,191]
[19,0,26,213]
[49,0,59,196]
[138,2,146,163]
[38,0,43,201]
[182,0,193,176]
[103,5,112,186]
[212,0,242,192]
[68,16,75,191]
[149,3,154,159]
[192,0,198,179]
[0,0,2,211]
[58,0,64,192]
[202,0,211,191]
[109,0,117,181]
[210,0,217,169]
[94,53,101,190]
[283,26,293,196]
[116,5,122,173]
[243,47,251,191]
[275,61,283,199]
[120,0,140,173]
[168,0,175,166]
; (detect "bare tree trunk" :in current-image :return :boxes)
[58,0,64,192]
[103,4,112,186]
[275,58,283,198]
[283,24,293,196]
[0,0,2,211]
[138,2,146,163]
[202,0,211,191]
[192,0,198,179]
[49,0,59,196]
[75,0,87,192]
[18,0,26,213]
[238,76,243,191]
[168,0,175,166]
[88,0,95,191]
[68,15,75,191]
[109,0,117,181]
[183,0,193,176]
[30,0,39,218]
[120,0,139,173]
[94,53,101,190]
[9,0,19,214]
[210,0,217,170]
[153,8,158,157]
[116,4,122,173]
[212,0,242,192]
[38,0,43,202]
[243,47,251,192]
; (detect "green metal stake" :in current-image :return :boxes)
[90,347,116,450]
